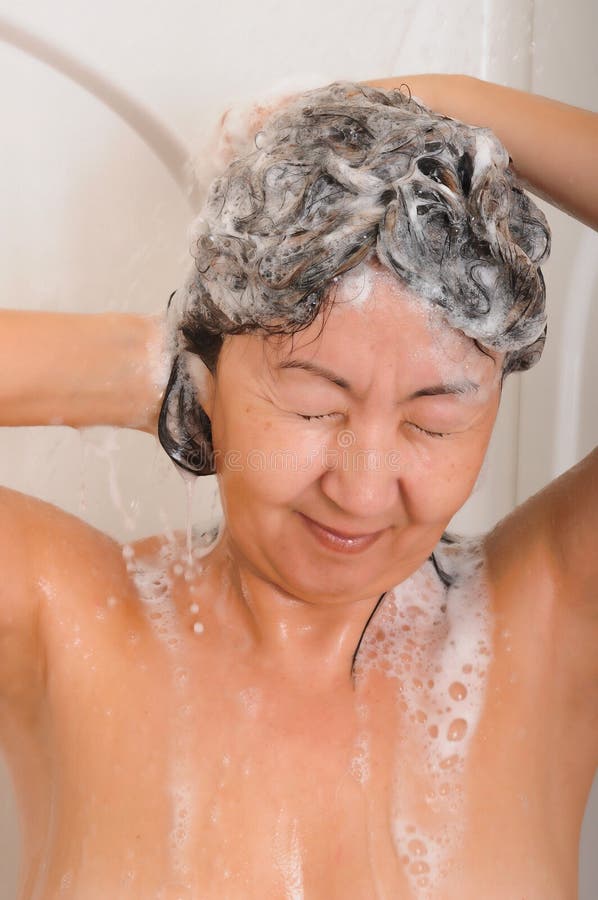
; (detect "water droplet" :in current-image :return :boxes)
[406,605,425,619]
[193,621,204,634]
[439,753,461,769]
[409,860,430,875]
[189,602,200,614]
[449,681,467,701]
[428,724,439,738]
[408,838,427,856]
[447,718,468,741]
[462,663,473,674]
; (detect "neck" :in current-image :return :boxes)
[203,528,405,687]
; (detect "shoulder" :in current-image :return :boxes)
[0,486,123,711]
[0,485,121,620]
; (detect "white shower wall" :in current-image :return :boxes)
[0,1,595,897]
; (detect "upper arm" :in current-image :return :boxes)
[483,446,598,702]
[541,446,598,611]
[0,486,48,708]
[486,445,598,610]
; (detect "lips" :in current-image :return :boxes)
[297,512,385,554]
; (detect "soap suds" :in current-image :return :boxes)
[354,535,493,897]
[122,519,221,891]
[159,79,550,476]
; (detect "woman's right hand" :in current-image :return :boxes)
[208,89,301,170]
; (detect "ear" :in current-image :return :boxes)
[186,352,216,419]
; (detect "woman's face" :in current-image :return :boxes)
[201,263,504,606]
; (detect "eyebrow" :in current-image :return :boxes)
[277,359,480,400]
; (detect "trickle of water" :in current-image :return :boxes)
[81,428,137,530]
[177,468,199,567]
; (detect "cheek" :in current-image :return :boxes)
[399,436,489,524]
[211,401,327,504]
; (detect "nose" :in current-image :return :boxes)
[318,424,401,521]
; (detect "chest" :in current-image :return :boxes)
[30,556,583,899]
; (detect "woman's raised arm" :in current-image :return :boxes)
[0,308,170,705]
[365,74,598,231]
[0,310,167,435]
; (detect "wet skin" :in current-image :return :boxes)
[1,271,597,898]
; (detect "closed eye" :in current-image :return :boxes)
[407,422,451,438]
[298,412,340,421]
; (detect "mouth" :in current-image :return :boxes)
[297,513,386,555]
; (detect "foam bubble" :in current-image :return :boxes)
[355,534,493,894]
[349,730,370,784]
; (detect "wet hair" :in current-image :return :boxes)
[158,79,551,478]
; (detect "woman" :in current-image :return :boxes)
[0,75,596,899]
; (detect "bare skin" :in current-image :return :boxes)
[1,77,597,899]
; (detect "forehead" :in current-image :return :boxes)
[264,261,500,382]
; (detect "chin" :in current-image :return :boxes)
[273,550,389,604]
